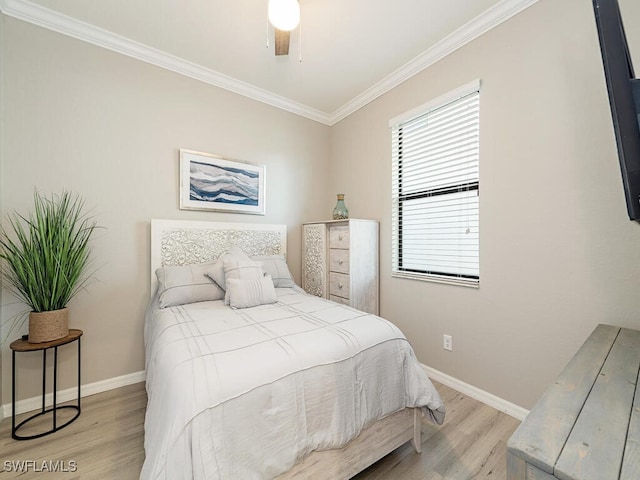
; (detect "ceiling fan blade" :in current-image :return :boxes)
[274,29,290,56]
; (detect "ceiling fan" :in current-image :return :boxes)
[268,0,300,56]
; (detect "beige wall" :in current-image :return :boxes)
[330,0,640,409]
[621,0,640,66]
[0,16,330,403]
[3,0,640,413]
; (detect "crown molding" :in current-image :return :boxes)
[0,0,333,125]
[0,0,538,127]
[328,0,540,125]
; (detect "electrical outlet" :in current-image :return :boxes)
[443,334,453,351]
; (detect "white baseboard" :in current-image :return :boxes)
[1,370,146,419]
[422,364,529,421]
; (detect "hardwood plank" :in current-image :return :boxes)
[426,405,518,479]
[0,383,145,480]
[507,324,620,474]
[554,327,640,480]
[0,380,520,479]
[354,386,520,480]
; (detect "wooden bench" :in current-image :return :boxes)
[507,324,640,480]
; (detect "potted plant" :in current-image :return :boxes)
[0,191,99,343]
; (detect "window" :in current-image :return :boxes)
[390,80,480,287]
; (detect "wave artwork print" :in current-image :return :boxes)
[189,160,259,206]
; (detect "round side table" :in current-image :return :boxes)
[10,329,83,440]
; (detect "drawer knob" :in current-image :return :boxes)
[338,235,343,241]
[338,283,343,289]
[338,260,344,265]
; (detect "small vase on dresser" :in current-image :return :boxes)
[302,219,379,315]
[332,194,349,220]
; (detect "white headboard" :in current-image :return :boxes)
[150,219,287,294]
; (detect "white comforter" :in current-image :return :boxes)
[142,287,445,479]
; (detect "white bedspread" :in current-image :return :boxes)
[142,287,445,479]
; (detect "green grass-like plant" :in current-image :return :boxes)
[0,191,99,314]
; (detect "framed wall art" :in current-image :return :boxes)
[179,149,266,215]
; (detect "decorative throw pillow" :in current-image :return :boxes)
[251,255,296,288]
[221,257,265,305]
[226,275,277,309]
[207,245,252,290]
[155,262,224,308]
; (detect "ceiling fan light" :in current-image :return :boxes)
[268,0,300,32]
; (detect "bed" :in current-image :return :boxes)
[142,219,445,479]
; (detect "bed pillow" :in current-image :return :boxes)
[155,262,224,308]
[251,255,296,288]
[226,275,277,309]
[221,257,265,305]
[207,245,252,290]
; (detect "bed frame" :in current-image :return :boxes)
[149,219,423,479]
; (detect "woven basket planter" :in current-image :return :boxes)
[28,308,69,343]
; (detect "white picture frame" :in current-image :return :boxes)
[179,149,266,215]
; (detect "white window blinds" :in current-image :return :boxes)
[390,80,480,287]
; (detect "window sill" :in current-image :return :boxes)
[392,271,479,289]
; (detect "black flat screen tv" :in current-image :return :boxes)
[592,0,640,221]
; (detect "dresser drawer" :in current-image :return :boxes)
[329,249,350,274]
[329,295,350,305]
[329,225,350,249]
[329,272,350,299]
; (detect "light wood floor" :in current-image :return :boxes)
[0,381,520,479]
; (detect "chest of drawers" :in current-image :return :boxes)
[302,219,379,315]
